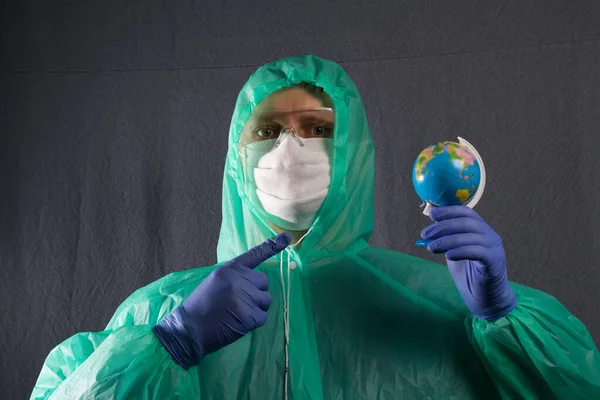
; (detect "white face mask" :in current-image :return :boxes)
[241,134,333,231]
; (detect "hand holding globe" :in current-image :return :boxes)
[412,137,486,246]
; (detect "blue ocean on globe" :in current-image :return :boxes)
[412,141,481,207]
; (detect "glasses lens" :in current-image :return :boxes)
[240,108,334,149]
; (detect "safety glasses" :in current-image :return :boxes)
[239,107,334,150]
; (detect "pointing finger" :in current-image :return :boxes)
[230,233,292,269]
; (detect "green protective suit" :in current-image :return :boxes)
[31,55,600,399]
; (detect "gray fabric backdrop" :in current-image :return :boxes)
[1,1,599,398]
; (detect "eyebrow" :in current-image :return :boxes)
[297,115,334,125]
[253,115,278,124]
[252,114,334,125]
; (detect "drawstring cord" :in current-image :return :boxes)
[280,229,312,400]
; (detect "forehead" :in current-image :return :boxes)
[255,86,333,111]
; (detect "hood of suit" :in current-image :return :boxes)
[217,55,375,262]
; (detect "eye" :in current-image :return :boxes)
[310,126,333,137]
[254,126,279,139]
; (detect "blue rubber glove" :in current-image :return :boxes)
[153,233,291,369]
[421,206,517,321]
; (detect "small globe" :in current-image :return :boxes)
[412,141,481,207]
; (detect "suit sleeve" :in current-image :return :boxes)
[30,267,215,399]
[30,326,200,400]
[467,284,600,399]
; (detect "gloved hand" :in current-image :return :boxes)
[152,233,291,369]
[420,206,517,320]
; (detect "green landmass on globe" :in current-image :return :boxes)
[412,141,481,207]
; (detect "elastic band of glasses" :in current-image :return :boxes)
[253,107,334,113]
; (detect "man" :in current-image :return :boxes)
[31,55,600,399]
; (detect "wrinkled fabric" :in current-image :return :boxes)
[31,55,600,399]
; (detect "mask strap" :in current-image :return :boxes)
[278,251,289,400]
[280,227,312,400]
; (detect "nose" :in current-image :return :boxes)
[275,128,305,148]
